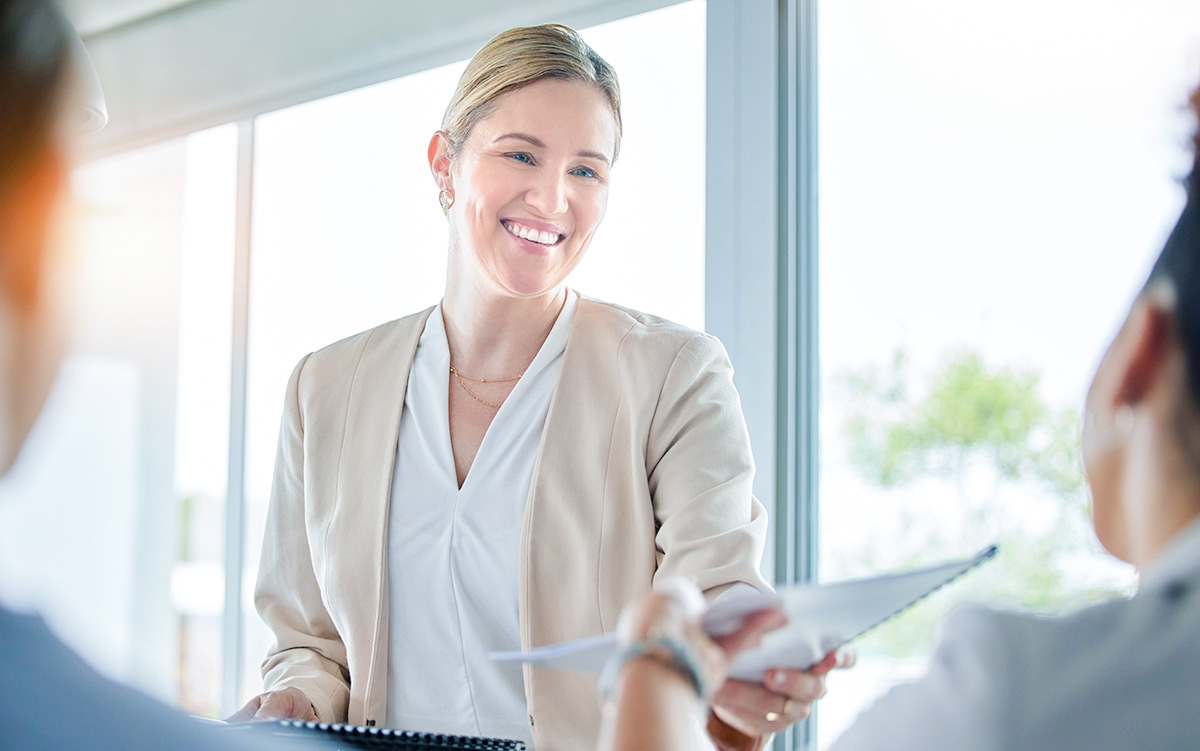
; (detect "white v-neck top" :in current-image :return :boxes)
[384,291,578,747]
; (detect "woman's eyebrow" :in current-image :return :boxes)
[494,133,611,165]
[494,132,545,148]
[576,149,611,165]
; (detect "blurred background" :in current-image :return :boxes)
[0,1,1197,749]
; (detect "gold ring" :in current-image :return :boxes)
[766,698,794,723]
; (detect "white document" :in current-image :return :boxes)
[491,546,996,682]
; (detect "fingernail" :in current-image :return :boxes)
[769,670,787,689]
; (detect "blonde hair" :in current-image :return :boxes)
[440,24,623,160]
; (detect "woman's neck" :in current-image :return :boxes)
[441,279,567,380]
[1122,417,1200,570]
[1136,488,1200,571]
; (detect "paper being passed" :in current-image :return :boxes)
[491,546,996,682]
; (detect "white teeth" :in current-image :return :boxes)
[505,222,559,246]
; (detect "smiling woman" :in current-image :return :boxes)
[431,78,616,308]
[233,21,839,751]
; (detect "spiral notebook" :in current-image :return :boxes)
[492,545,998,682]
[224,719,526,750]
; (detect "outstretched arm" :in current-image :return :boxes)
[598,579,787,751]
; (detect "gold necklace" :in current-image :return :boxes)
[449,365,524,409]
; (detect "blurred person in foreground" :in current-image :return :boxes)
[599,82,1200,751]
[0,2,320,748]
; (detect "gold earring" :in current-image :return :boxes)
[438,189,454,212]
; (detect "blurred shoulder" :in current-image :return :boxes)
[940,595,1135,668]
[0,607,286,751]
[830,605,1034,751]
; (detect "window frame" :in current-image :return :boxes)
[706,1,818,748]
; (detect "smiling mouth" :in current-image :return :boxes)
[503,220,565,247]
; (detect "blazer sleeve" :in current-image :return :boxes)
[645,332,771,599]
[254,354,352,722]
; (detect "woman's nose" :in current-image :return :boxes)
[525,171,568,216]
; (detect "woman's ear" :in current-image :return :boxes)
[1111,293,1178,410]
[0,145,67,318]
[427,131,454,191]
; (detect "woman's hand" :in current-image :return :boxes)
[709,647,857,742]
[226,687,318,723]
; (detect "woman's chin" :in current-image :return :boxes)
[492,269,566,300]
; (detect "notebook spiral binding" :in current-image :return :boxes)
[264,719,526,750]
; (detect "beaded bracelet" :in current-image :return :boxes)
[598,634,709,703]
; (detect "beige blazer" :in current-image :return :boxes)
[254,296,770,750]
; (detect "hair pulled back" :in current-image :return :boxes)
[440,24,622,161]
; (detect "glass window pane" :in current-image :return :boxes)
[0,125,237,716]
[816,0,1200,739]
[817,1,1200,746]
[173,125,239,717]
[574,1,707,331]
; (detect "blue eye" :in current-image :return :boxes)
[507,152,533,164]
[572,166,599,179]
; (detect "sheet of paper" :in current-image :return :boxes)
[491,546,996,682]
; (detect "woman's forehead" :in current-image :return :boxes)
[469,79,617,159]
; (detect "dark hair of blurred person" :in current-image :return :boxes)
[0,0,68,191]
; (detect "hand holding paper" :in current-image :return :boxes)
[491,546,997,683]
